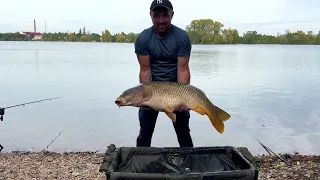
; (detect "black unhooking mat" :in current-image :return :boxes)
[99,144,258,180]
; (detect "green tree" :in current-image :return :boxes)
[102,29,111,42]
[0,19,319,45]
[115,32,126,42]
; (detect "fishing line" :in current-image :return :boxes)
[0,96,63,152]
[0,96,63,121]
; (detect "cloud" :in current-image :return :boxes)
[0,0,319,35]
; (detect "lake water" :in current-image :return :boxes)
[0,41,320,155]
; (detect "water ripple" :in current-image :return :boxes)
[0,42,320,154]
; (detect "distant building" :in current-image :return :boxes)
[19,32,43,40]
[19,19,43,40]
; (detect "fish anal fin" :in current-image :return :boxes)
[192,107,206,115]
[165,112,176,122]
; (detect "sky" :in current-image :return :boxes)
[0,0,320,36]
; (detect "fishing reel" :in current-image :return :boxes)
[0,108,4,121]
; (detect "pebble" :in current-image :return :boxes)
[0,151,319,180]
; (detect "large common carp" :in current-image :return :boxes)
[115,81,231,134]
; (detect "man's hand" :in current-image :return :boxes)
[177,105,190,112]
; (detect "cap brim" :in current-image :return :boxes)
[150,5,172,11]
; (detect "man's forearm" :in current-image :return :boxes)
[139,69,152,83]
[177,67,190,84]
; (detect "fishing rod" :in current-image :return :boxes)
[256,139,290,165]
[0,96,63,152]
[0,96,63,121]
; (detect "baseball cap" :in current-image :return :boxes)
[150,0,173,11]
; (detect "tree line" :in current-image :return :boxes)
[0,19,319,45]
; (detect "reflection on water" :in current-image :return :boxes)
[190,51,220,78]
[0,42,320,155]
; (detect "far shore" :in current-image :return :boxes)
[1,40,320,47]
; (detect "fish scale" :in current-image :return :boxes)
[115,81,231,134]
[143,81,212,112]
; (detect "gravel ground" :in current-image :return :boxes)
[256,152,320,180]
[0,150,319,180]
[0,151,106,180]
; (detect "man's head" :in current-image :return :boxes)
[149,0,174,34]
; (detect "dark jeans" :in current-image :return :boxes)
[136,108,194,147]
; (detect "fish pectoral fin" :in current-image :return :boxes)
[164,106,176,122]
[164,106,175,113]
[165,112,176,122]
[192,107,206,115]
[142,87,153,101]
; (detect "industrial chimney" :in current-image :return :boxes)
[34,19,36,32]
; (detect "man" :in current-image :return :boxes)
[134,0,193,148]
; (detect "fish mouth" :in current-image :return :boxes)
[115,98,123,107]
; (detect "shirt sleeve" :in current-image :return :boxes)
[134,31,149,56]
[177,32,192,58]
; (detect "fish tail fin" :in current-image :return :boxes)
[207,106,231,134]
[215,106,231,122]
[208,114,225,134]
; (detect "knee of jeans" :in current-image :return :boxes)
[138,128,154,138]
[177,125,191,133]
